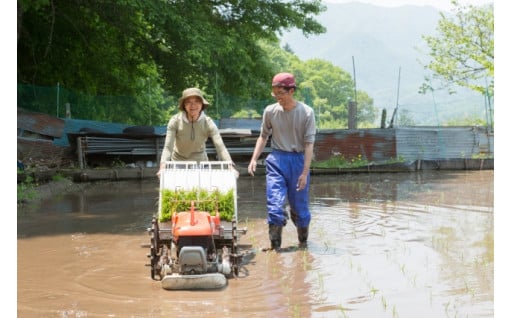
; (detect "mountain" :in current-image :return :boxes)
[280,2,489,126]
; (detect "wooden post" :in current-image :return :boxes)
[348,101,357,130]
[65,103,71,118]
[77,137,84,169]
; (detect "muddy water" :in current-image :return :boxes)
[17,170,494,318]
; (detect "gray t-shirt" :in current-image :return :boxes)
[260,101,316,152]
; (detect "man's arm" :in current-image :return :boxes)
[297,142,314,190]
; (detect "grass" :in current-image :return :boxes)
[51,173,67,181]
[312,153,369,169]
[311,153,405,169]
[17,172,38,205]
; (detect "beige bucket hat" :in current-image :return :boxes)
[178,87,210,111]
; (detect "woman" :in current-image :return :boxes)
[157,87,236,177]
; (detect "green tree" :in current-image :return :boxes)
[249,41,377,128]
[289,57,377,128]
[419,0,494,97]
[17,0,326,123]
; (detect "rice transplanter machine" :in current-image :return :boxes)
[143,161,247,290]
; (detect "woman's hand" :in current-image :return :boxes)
[156,162,166,178]
[229,162,240,179]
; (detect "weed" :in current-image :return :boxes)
[312,153,406,168]
[312,153,369,169]
[111,158,126,168]
[472,153,493,159]
[385,155,405,164]
[52,173,67,182]
[17,174,38,204]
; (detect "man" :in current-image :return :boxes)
[248,72,316,250]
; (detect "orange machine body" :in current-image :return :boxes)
[172,203,221,241]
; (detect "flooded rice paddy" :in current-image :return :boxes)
[17,170,494,317]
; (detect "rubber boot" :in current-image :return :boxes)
[289,207,298,227]
[297,226,309,249]
[283,207,289,227]
[268,224,283,251]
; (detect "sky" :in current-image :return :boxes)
[325,0,493,11]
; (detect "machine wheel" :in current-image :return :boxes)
[232,263,240,277]
[231,218,238,254]
[231,218,240,277]
[149,216,161,280]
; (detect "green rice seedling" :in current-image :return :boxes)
[445,301,461,318]
[392,305,399,318]
[337,304,349,318]
[411,274,417,287]
[317,272,324,294]
[323,241,331,253]
[381,295,388,311]
[159,188,234,222]
[370,286,379,297]
[400,263,406,275]
[316,225,326,239]
[301,251,311,271]
[291,304,301,318]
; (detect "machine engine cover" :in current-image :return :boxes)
[179,246,207,275]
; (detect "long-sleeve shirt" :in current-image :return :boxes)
[160,112,232,163]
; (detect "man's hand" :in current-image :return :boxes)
[247,160,257,176]
[296,174,307,191]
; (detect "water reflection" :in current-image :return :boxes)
[18,170,493,317]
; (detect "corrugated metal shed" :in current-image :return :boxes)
[17,109,493,168]
[17,108,65,138]
[314,129,396,161]
[313,127,493,162]
[395,126,493,160]
[58,118,135,147]
[219,118,262,130]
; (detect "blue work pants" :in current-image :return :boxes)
[265,150,311,228]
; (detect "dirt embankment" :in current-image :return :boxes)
[18,178,89,205]
[35,179,87,200]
